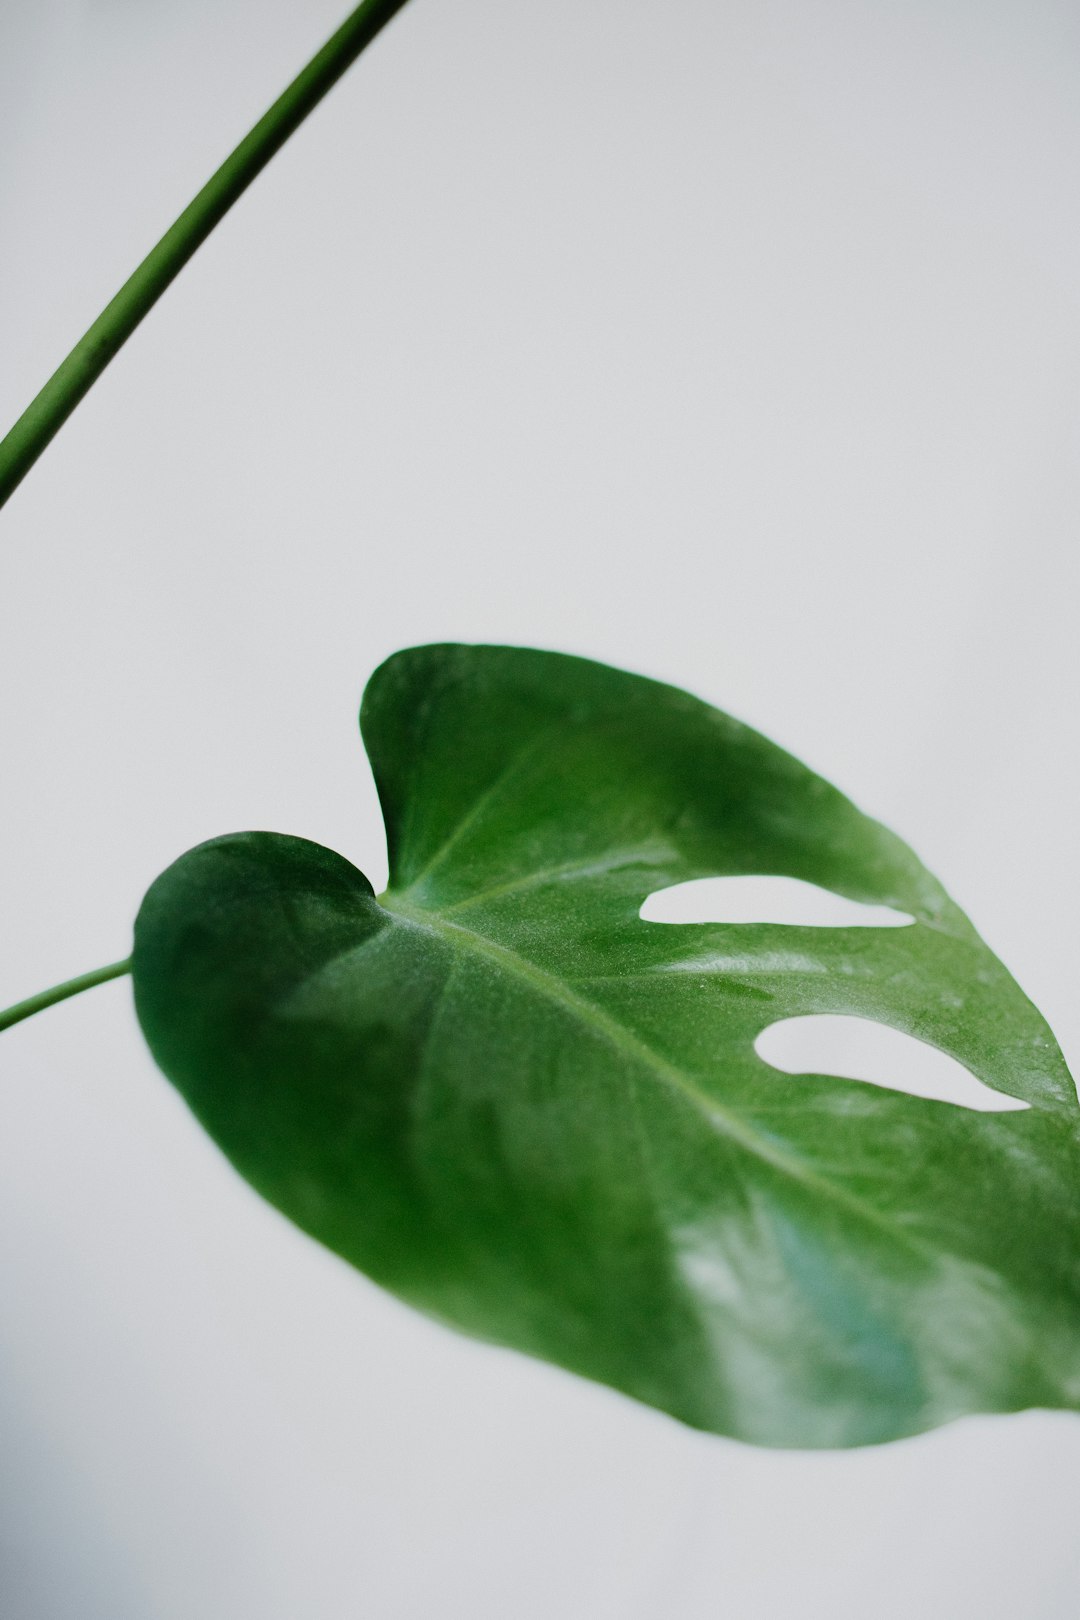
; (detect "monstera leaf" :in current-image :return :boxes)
[133,644,1080,1447]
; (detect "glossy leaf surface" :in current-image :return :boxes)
[133,645,1080,1447]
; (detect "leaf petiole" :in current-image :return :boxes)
[0,0,412,511]
[0,959,132,1034]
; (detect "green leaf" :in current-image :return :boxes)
[132,644,1080,1447]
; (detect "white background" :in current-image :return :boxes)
[2,1,1080,1615]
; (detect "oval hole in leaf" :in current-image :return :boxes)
[755,1015,1029,1112]
[640,875,914,928]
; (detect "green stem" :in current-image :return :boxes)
[0,959,132,1034]
[0,0,412,511]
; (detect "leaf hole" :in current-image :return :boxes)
[640,875,913,928]
[755,1015,1029,1112]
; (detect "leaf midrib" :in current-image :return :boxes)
[381,890,934,1262]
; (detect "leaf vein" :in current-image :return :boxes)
[382,895,934,1262]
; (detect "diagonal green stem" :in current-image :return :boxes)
[0,0,412,512]
[0,959,132,1034]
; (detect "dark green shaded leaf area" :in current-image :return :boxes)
[133,645,1080,1447]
